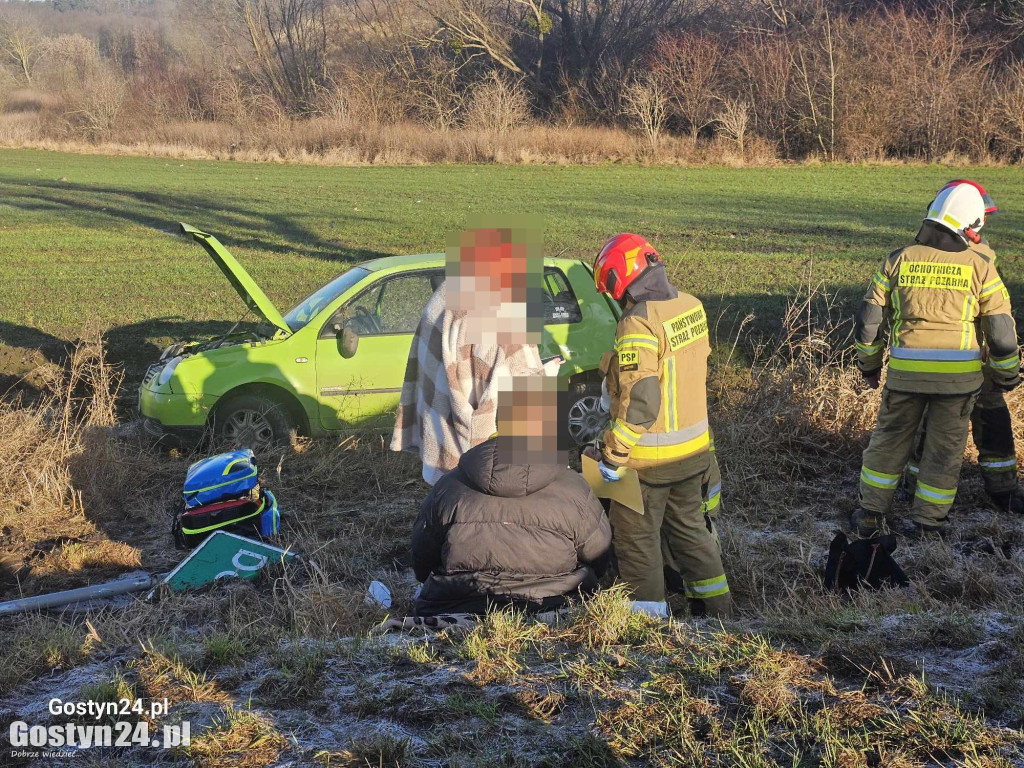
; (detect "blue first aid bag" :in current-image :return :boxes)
[183,449,259,508]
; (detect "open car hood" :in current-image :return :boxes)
[179,223,291,335]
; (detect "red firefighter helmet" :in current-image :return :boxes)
[594,233,662,301]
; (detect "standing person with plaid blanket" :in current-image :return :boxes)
[391,225,549,485]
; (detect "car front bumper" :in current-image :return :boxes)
[139,385,218,442]
[142,417,207,448]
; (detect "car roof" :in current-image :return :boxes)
[361,253,444,271]
[360,253,590,272]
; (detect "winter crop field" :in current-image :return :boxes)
[3,148,1024,382]
[1,148,1023,766]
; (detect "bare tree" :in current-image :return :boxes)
[464,70,530,133]
[65,66,128,141]
[996,59,1024,156]
[345,62,410,124]
[553,0,685,109]
[790,4,840,159]
[420,0,549,85]
[717,98,749,153]
[731,32,792,154]
[234,0,330,113]
[412,51,467,130]
[0,18,42,85]
[651,33,721,143]
[881,8,996,160]
[622,72,668,152]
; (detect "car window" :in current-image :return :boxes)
[543,267,583,324]
[284,267,370,332]
[324,270,442,337]
[377,272,440,333]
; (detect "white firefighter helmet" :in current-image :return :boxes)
[925,179,998,244]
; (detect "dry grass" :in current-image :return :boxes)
[0,111,784,166]
[0,283,1022,763]
[183,704,288,767]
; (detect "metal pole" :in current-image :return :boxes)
[0,573,154,617]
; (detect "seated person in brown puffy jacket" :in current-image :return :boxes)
[411,376,612,616]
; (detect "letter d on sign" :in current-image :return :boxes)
[232,550,268,572]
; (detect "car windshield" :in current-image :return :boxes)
[283,267,371,332]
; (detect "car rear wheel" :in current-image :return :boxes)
[213,393,296,449]
[567,384,608,446]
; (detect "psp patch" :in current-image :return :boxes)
[618,349,639,371]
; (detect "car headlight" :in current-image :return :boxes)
[158,356,183,388]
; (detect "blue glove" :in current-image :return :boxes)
[598,461,623,483]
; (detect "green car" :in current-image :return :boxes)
[140,224,619,448]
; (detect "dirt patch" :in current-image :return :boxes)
[0,345,62,404]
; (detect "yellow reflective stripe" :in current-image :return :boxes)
[684,574,730,598]
[630,429,710,461]
[661,360,670,432]
[222,458,252,475]
[989,354,1019,370]
[615,334,659,351]
[979,456,1017,470]
[855,341,883,354]
[959,294,975,350]
[612,420,641,447]
[181,497,266,535]
[888,358,982,374]
[915,481,956,504]
[942,213,962,229]
[861,466,900,489]
[891,289,902,345]
[980,278,1004,297]
[703,482,722,513]
[665,357,678,432]
[616,341,659,352]
[187,468,258,497]
[872,272,890,291]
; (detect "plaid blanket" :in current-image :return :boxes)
[390,284,544,485]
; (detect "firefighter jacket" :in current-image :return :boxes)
[854,221,1020,395]
[601,287,712,483]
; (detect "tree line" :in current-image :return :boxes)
[2,0,1024,163]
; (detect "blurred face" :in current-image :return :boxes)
[445,221,544,347]
[495,376,569,466]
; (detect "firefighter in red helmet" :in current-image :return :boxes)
[590,233,732,618]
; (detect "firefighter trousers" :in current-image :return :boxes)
[662,441,723,575]
[909,374,1018,495]
[860,388,977,528]
[971,390,1019,494]
[609,452,732,617]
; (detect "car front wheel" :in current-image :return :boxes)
[567,384,608,446]
[213,393,296,449]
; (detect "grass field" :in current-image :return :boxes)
[1,149,1023,766]
[3,148,1024,383]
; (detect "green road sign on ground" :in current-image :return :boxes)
[153,531,298,595]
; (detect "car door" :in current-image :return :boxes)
[315,269,443,430]
[540,266,591,368]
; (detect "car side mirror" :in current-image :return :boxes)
[339,326,359,358]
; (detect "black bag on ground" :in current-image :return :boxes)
[172,490,281,549]
[824,531,909,591]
